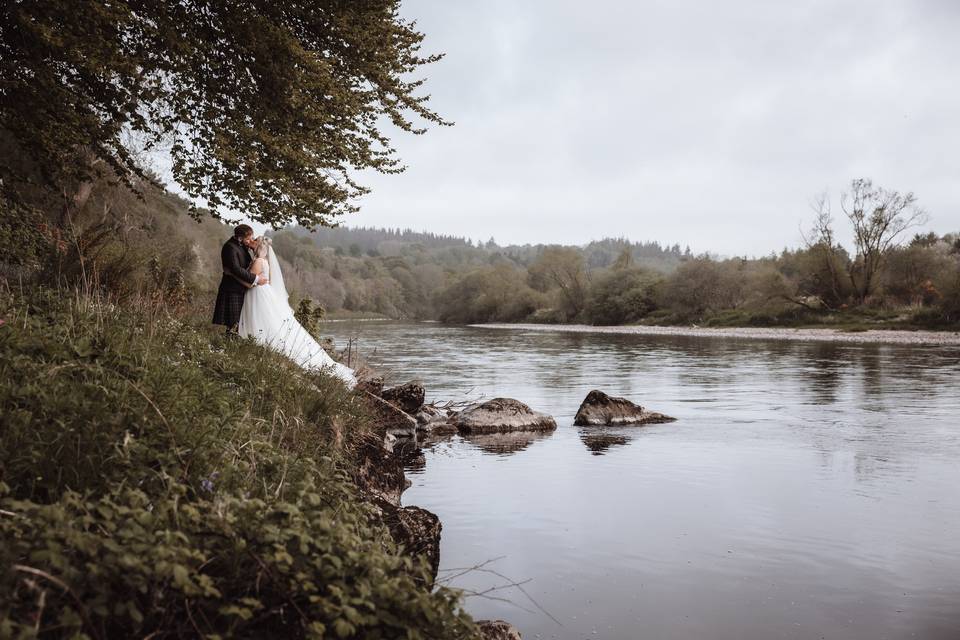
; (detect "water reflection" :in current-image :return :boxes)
[800,341,847,405]
[393,439,426,473]
[322,321,960,640]
[578,429,632,455]
[462,430,553,455]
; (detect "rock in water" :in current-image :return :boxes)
[356,390,417,440]
[382,504,442,588]
[477,619,523,639]
[413,403,443,426]
[455,398,557,434]
[352,434,407,507]
[573,389,676,426]
[381,380,426,414]
[413,403,458,434]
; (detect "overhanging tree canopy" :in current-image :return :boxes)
[0,0,447,227]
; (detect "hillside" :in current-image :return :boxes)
[271,225,689,320]
[0,289,481,638]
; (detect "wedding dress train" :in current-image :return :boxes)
[238,251,356,388]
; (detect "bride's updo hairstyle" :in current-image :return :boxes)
[254,236,272,259]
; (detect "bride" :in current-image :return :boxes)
[237,237,357,388]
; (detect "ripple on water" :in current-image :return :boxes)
[325,321,960,640]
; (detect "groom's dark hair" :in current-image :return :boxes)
[233,224,254,240]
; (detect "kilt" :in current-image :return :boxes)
[212,286,245,328]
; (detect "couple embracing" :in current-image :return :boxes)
[212,224,356,387]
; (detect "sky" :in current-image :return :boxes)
[328,0,960,257]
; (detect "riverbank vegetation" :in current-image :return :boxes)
[0,290,478,638]
[13,166,950,333]
[0,1,489,636]
[267,181,960,330]
[1,0,956,631]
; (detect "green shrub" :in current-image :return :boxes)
[434,264,542,323]
[527,307,565,324]
[0,481,474,639]
[0,292,364,502]
[0,293,479,638]
[0,194,48,273]
[294,297,327,341]
[586,267,661,325]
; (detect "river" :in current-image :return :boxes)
[323,321,960,640]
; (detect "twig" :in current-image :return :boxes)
[32,584,46,634]
[14,565,103,640]
[437,555,506,582]
[437,557,563,626]
[185,598,204,637]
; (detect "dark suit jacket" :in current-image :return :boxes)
[219,238,256,294]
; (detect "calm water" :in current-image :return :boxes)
[325,321,960,640]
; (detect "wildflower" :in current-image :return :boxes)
[201,471,220,493]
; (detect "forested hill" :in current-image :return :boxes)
[271,225,691,319]
[283,225,475,254]
[283,225,690,268]
[273,215,960,329]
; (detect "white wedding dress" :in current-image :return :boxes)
[238,247,356,388]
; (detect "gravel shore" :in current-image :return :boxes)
[473,323,960,346]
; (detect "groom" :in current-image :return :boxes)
[212,224,267,332]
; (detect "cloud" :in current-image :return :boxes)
[344,0,960,255]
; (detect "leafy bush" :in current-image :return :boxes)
[586,267,662,325]
[0,482,473,639]
[294,297,327,341]
[0,293,479,638]
[0,194,48,273]
[434,264,542,324]
[660,258,746,320]
[0,293,359,502]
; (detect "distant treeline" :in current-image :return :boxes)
[273,186,960,329]
[7,173,958,329]
[272,226,692,319]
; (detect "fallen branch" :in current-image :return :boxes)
[436,556,562,626]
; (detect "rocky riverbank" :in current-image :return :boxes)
[475,322,960,345]
[356,379,525,639]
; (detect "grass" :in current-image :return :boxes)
[632,306,960,332]
[0,289,480,639]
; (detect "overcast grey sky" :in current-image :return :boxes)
[341,0,960,256]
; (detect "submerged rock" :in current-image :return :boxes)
[382,380,426,414]
[454,398,557,434]
[477,619,523,639]
[418,423,459,443]
[573,390,676,426]
[413,403,454,431]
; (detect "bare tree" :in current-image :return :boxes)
[527,247,590,319]
[801,193,848,308]
[841,179,928,304]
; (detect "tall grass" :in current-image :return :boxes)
[0,290,479,638]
